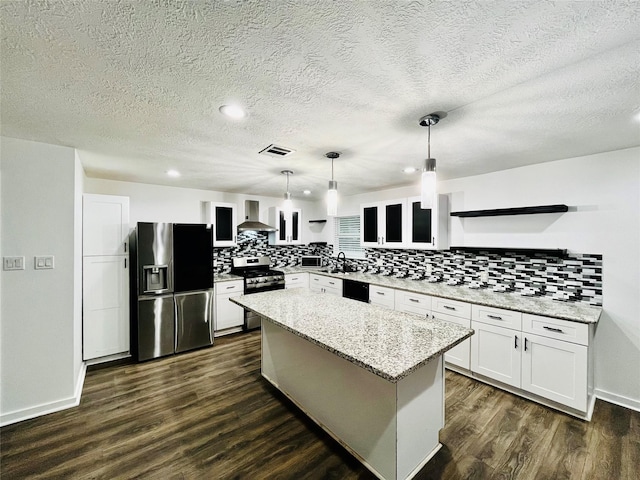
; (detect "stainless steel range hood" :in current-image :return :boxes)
[237,200,277,232]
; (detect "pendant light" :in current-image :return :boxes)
[325,152,340,216]
[419,113,440,209]
[281,170,293,220]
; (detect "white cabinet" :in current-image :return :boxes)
[83,194,130,361]
[360,199,407,248]
[204,202,237,247]
[521,314,589,412]
[83,194,129,256]
[285,272,309,289]
[395,290,432,318]
[432,298,472,370]
[309,273,342,295]
[83,256,129,360]
[369,285,395,309]
[471,320,522,388]
[269,207,302,245]
[214,280,245,333]
[471,308,592,414]
[405,195,449,250]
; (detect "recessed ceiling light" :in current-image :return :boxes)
[166,169,180,177]
[303,190,311,195]
[403,167,417,174]
[219,104,246,119]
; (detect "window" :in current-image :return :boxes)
[333,216,365,259]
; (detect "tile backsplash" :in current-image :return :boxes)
[214,232,602,306]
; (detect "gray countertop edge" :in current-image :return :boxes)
[230,297,474,383]
[277,268,602,325]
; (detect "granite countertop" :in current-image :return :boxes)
[214,273,243,283]
[277,268,602,324]
[230,288,473,383]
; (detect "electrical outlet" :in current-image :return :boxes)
[3,256,25,271]
[34,255,55,270]
[480,270,489,283]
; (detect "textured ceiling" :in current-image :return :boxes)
[1,0,639,200]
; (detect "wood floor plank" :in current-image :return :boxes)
[2,331,639,479]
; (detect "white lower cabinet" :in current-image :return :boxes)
[522,315,589,412]
[285,272,309,289]
[394,290,432,318]
[471,306,592,415]
[471,320,522,388]
[309,273,342,295]
[214,280,245,334]
[432,298,472,370]
[369,285,395,309]
[83,256,129,360]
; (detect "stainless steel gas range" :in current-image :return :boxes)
[230,256,285,330]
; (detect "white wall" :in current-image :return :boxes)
[83,176,328,244]
[341,147,640,409]
[0,137,84,425]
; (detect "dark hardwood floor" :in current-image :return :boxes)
[1,330,638,479]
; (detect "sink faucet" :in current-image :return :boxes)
[337,251,346,272]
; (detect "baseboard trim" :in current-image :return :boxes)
[595,388,640,413]
[0,362,87,427]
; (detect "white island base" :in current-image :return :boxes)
[261,320,444,480]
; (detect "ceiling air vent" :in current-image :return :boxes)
[259,144,295,157]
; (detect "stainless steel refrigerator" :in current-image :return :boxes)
[130,222,214,361]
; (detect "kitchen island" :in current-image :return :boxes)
[231,288,473,480]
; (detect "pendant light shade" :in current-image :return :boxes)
[419,114,440,209]
[325,152,340,216]
[421,158,436,209]
[281,170,293,221]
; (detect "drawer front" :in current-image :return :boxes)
[395,290,432,312]
[432,297,472,318]
[523,313,589,346]
[285,273,309,289]
[324,277,342,290]
[216,280,244,295]
[369,285,395,309]
[472,305,522,330]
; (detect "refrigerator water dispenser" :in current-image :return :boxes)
[143,265,169,293]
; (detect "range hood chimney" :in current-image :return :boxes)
[237,200,277,233]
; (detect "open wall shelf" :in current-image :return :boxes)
[308,219,327,223]
[450,246,568,258]
[450,204,568,218]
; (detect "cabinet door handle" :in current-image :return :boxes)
[488,314,503,320]
[226,285,235,289]
[524,338,529,351]
[291,277,298,281]
[381,236,384,244]
[543,326,564,333]
[124,242,127,253]
[514,335,518,349]
[377,291,384,295]
[124,258,127,268]
[443,305,456,310]
[329,281,335,285]
[409,298,419,303]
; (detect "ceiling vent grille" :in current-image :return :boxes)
[259,144,295,157]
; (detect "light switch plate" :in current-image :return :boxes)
[34,255,55,270]
[3,256,25,271]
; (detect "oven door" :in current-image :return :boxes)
[244,283,285,330]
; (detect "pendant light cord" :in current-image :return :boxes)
[428,123,431,159]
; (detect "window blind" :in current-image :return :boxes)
[333,216,365,259]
